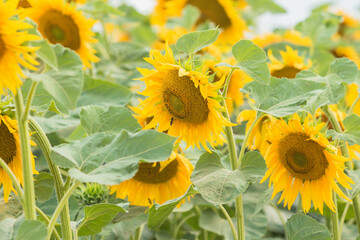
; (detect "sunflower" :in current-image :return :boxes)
[252,30,312,49]
[165,0,247,45]
[261,114,353,214]
[133,45,233,151]
[151,0,169,26]
[152,26,188,50]
[237,110,277,155]
[268,45,311,79]
[0,115,37,203]
[110,152,193,206]
[331,46,360,67]
[346,83,360,115]
[17,0,31,8]
[23,0,99,68]
[0,0,39,95]
[334,11,360,39]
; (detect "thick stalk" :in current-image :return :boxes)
[330,192,340,240]
[29,117,73,240]
[47,181,81,240]
[219,205,238,240]
[323,105,360,234]
[14,89,36,220]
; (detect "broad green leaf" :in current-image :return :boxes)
[244,202,267,240]
[348,170,360,199]
[35,40,58,70]
[34,172,54,203]
[103,213,147,240]
[191,152,248,205]
[231,40,270,84]
[286,214,332,240]
[240,151,266,182]
[181,5,200,30]
[51,130,175,185]
[80,106,140,135]
[77,75,132,107]
[23,44,83,116]
[77,204,126,236]
[328,58,359,84]
[32,114,80,134]
[175,29,220,55]
[15,220,47,240]
[0,218,20,240]
[242,77,324,117]
[148,186,197,229]
[327,114,360,145]
[247,0,286,14]
[253,187,273,215]
[199,208,234,239]
[311,49,335,76]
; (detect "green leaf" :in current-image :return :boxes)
[231,40,270,84]
[23,44,83,116]
[247,0,286,14]
[77,204,126,236]
[15,220,47,240]
[51,130,175,185]
[327,114,360,145]
[242,77,325,117]
[328,58,359,84]
[0,218,20,240]
[175,29,220,55]
[243,202,267,239]
[199,208,234,239]
[191,152,248,205]
[32,114,80,134]
[253,187,273,215]
[35,40,58,70]
[80,106,140,135]
[348,170,360,199]
[77,75,132,107]
[286,214,332,240]
[34,172,54,203]
[240,151,266,182]
[148,186,197,229]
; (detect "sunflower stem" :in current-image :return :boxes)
[322,105,360,235]
[339,201,351,234]
[222,68,235,99]
[23,81,38,120]
[134,224,145,240]
[47,181,81,240]
[29,117,73,240]
[0,156,24,204]
[330,192,341,240]
[173,213,196,239]
[13,89,36,220]
[219,205,238,240]
[36,206,61,240]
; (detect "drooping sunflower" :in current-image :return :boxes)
[252,30,312,49]
[133,45,233,151]
[23,0,99,68]
[0,0,39,95]
[165,0,247,45]
[0,115,38,203]
[110,152,193,206]
[268,45,311,79]
[261,114,353,214]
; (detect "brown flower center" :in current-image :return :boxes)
[187,0,231,28]
[0,120,17,165]
[133,160,178,184]
[38,10,81,51]
[279,133,328,180]
[271,66,301,79]
[162,69,209,124]
[17,0,31,8]
[0,35,5,60]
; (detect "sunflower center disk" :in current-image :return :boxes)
[133,160,178,184]
[39,10,81,50]
[162,70,209,124]
[271,66,301,79]
[279,133,328,180]
[0,121,17,165]
[0,35,5,59]
[187,0,231,28]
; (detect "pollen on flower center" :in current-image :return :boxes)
[271,66,301,79]
[39,10,81,50]
[0,121,17,165]
[187,0,231,28]
[0,35,5,59]
[133,160,178,184]
[279,133,328,180]
[162,69,209,124]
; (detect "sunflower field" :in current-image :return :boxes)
[2,0,360,239]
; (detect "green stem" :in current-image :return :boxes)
[47,181,81,240]
[36,206,61,240]
[322,105,360,235]
[222,68,235,99]
[339,202,351,234]
[14,89,36,220]
[23,81,38,119]
[270,203,286,229]
[0,157,24,203]
[330,192,340,240]
[219,205,237,240]
[29,117,73,240]
[173,213,195,239]
[134,224,145,240]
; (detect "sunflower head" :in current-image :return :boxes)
[253,30,312,49]
[110,152,193,206]
[331,46,360,68]
[0,115,38,202]
[261,114,353,214]
[133,45,234,151]
[22,0,99,68]
[268,46,311,79]
[75,183,109,206]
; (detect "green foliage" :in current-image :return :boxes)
[35,40,58,70]
[247,0,286,14]
[15,220,47,240]
[175,29,220,55]
[286,214,332,240]
[239,151,266,182]
[328,114,360,145]
[34,172,54,203]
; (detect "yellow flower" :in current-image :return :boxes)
[346,83,360,115]
[23,0,99,68]
[261,114,353,214]
[165,0,247,45]
[110,152,193,206]
[0,0,39,95]
[152,26,189,50]
[331,46,360,68]
[252,30,312,49]
[133,45,234,151]
[237,110,276,155]
[268,45,311,79]
[17,0,31,8]
[0,115,38,203]
[151,0,169,26]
